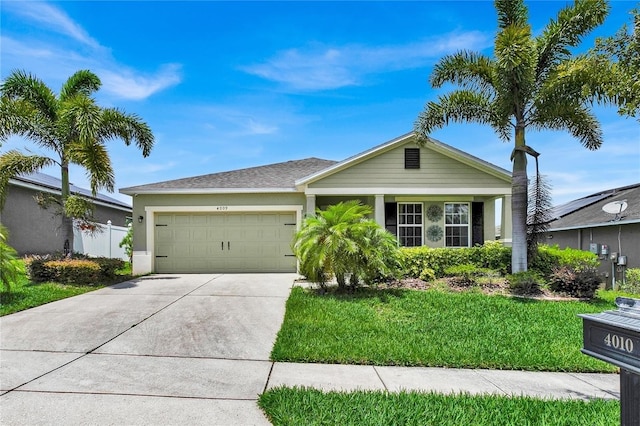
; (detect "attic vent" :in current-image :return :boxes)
[405,148,420,169]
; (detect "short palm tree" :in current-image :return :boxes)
[293,200,399,289]
[415,0,611,272]
[0,69,153,253]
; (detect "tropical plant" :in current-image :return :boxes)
[293,200,400,289]
[415,0,612,272]
[119,224,133,264]
[583,7,640,121]
[0,69,153,253]
[0,223,24,292]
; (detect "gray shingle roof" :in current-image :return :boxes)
[549,183,640,230]
[12,172,131,210]
[120,158,338,194]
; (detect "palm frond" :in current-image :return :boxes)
[430,51,496,93]
[530,101,603,150]
[415,90,510,141]
[495,0,528,29]
[59,70,101,102]
[100,108,154,157]
[0,70,58,121]
[535,0,609,79]
[69,138,115,194]
[0,151,54,208]
[0,98,59,149]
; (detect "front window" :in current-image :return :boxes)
[445,203,469,247]
[398,203,423,246]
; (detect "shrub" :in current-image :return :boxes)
[25,253,124,283]
[444,263,482,286]
[619,268,640,294]
[508,271,544,295]
[43,259,101,285]
[549,266,602,299]
[530,245,599,278]
[119,225,133,264]
[400,242,510,279]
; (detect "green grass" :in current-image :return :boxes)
[0,261,133,316]
[271,287,624,372]
[259,387,619,426]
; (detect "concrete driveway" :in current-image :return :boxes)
[0,274,296,425]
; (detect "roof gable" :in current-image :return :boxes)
[296,132,511,188]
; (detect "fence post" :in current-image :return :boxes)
[107,220,112,258]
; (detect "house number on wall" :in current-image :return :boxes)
[604,333,634,353]
[215,206,229,211]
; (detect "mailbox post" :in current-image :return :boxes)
[580,297,640,426]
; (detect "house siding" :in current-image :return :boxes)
[131,192,306,251]
[2,184,130,255]
[547,223,640,288]
[308,142,509,189]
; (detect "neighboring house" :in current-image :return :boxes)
[121,133,513,275]
[1,172,132,258]
[546,183,640,288]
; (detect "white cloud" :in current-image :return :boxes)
[242,31,489,91]
[100,64,182,100]
[3,1,101,49]
[2,3,181,101]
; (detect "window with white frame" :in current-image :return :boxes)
[398,203,423,247]
[445,203,469,247]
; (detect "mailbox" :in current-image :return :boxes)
[580,297,640,426]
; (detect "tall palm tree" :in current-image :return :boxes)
[0,69,153,253]
[415,0,610,272]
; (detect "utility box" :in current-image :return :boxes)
[580,297,640,426]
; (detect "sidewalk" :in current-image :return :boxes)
[266,362,620,401]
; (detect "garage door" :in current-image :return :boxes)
[154,212,297,273]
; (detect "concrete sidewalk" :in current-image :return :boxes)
[267,362,620,400]
[0,274,620,426]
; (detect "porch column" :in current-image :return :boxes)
[501,195,513,245]
[306,194,316,217]
[484,200,496,242]
[374,194,385,228]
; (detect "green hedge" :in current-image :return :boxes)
[400,243,599,279]
[25,254,124,285]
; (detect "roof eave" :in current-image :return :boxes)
[120,187,300,195]
[548,218,640,232]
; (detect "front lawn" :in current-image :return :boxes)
[0,261,132,316]
[271,287,623,372]
[259,387,619,426]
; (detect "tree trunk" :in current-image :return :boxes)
[511,125,528,273]
[60,163,73,255]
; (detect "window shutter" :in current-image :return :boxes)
[405,148,420,169]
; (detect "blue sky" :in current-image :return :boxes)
[1,1,638,206]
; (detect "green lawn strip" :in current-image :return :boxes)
[0,262,134,316]
[271,287,620,372]
[259,387,619,426]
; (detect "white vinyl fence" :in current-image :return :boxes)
[73,221,129,260]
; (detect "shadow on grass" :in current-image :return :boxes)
[308,286,409,303]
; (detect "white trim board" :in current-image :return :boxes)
[304,187,511,196]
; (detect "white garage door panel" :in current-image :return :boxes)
[154,212,297,273]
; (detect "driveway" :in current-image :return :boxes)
[0,274,296,425]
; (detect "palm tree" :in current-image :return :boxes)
[0,69,153,253]
[293,200,399,289]
[415,0,610,272]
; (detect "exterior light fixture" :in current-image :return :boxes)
[138,215,144,223]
